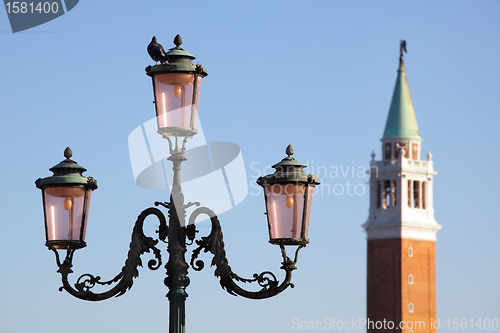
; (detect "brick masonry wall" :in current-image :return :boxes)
[401,239,437,333]
[367,239,402,333]
[367,238,436,333]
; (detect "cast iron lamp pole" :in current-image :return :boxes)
[35,35,320,333]
[164,148,190,332]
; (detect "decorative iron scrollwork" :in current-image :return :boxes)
[188,207,305,299]
[50,207,167,301]
[50,203,304,302]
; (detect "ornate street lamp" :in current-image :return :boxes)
[146,34,207,139]
[258,144,320,246]
[36,35,320,333]
[35,147,97,250]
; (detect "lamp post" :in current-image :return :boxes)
[36,35,320,333]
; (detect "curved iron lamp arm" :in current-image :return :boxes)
[188,207,305,300]
[51,207,168,301]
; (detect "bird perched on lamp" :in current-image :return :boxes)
[147,36,169,66]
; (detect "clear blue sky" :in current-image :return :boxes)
[1,1,499,332]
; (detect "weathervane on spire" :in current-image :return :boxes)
[400,40,407,67]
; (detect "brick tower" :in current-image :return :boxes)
[363,42,441,333]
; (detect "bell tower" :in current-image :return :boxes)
[363,41,441,333]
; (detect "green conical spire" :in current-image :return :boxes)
[382,42,421,141]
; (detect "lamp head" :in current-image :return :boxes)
[146,35,208,138]
[35,148,97,250]
[257,145,320,246]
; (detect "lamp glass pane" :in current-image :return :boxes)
[43,187,90,242]
[82,190,92,240]
[154,73,202,130]
[265,184,306,240]
[303,186,314,238]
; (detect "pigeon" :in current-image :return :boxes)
[147,36,169,66]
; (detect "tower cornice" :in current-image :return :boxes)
[370,157,437,175]
[363,221,442,241]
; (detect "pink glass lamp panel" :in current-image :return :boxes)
[265,184,306,240]
[44,187,92,242]
[154,74,202,129]
[303,187,314,237]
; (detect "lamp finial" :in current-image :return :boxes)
[64,147,72,159]
[174,34,183,48]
